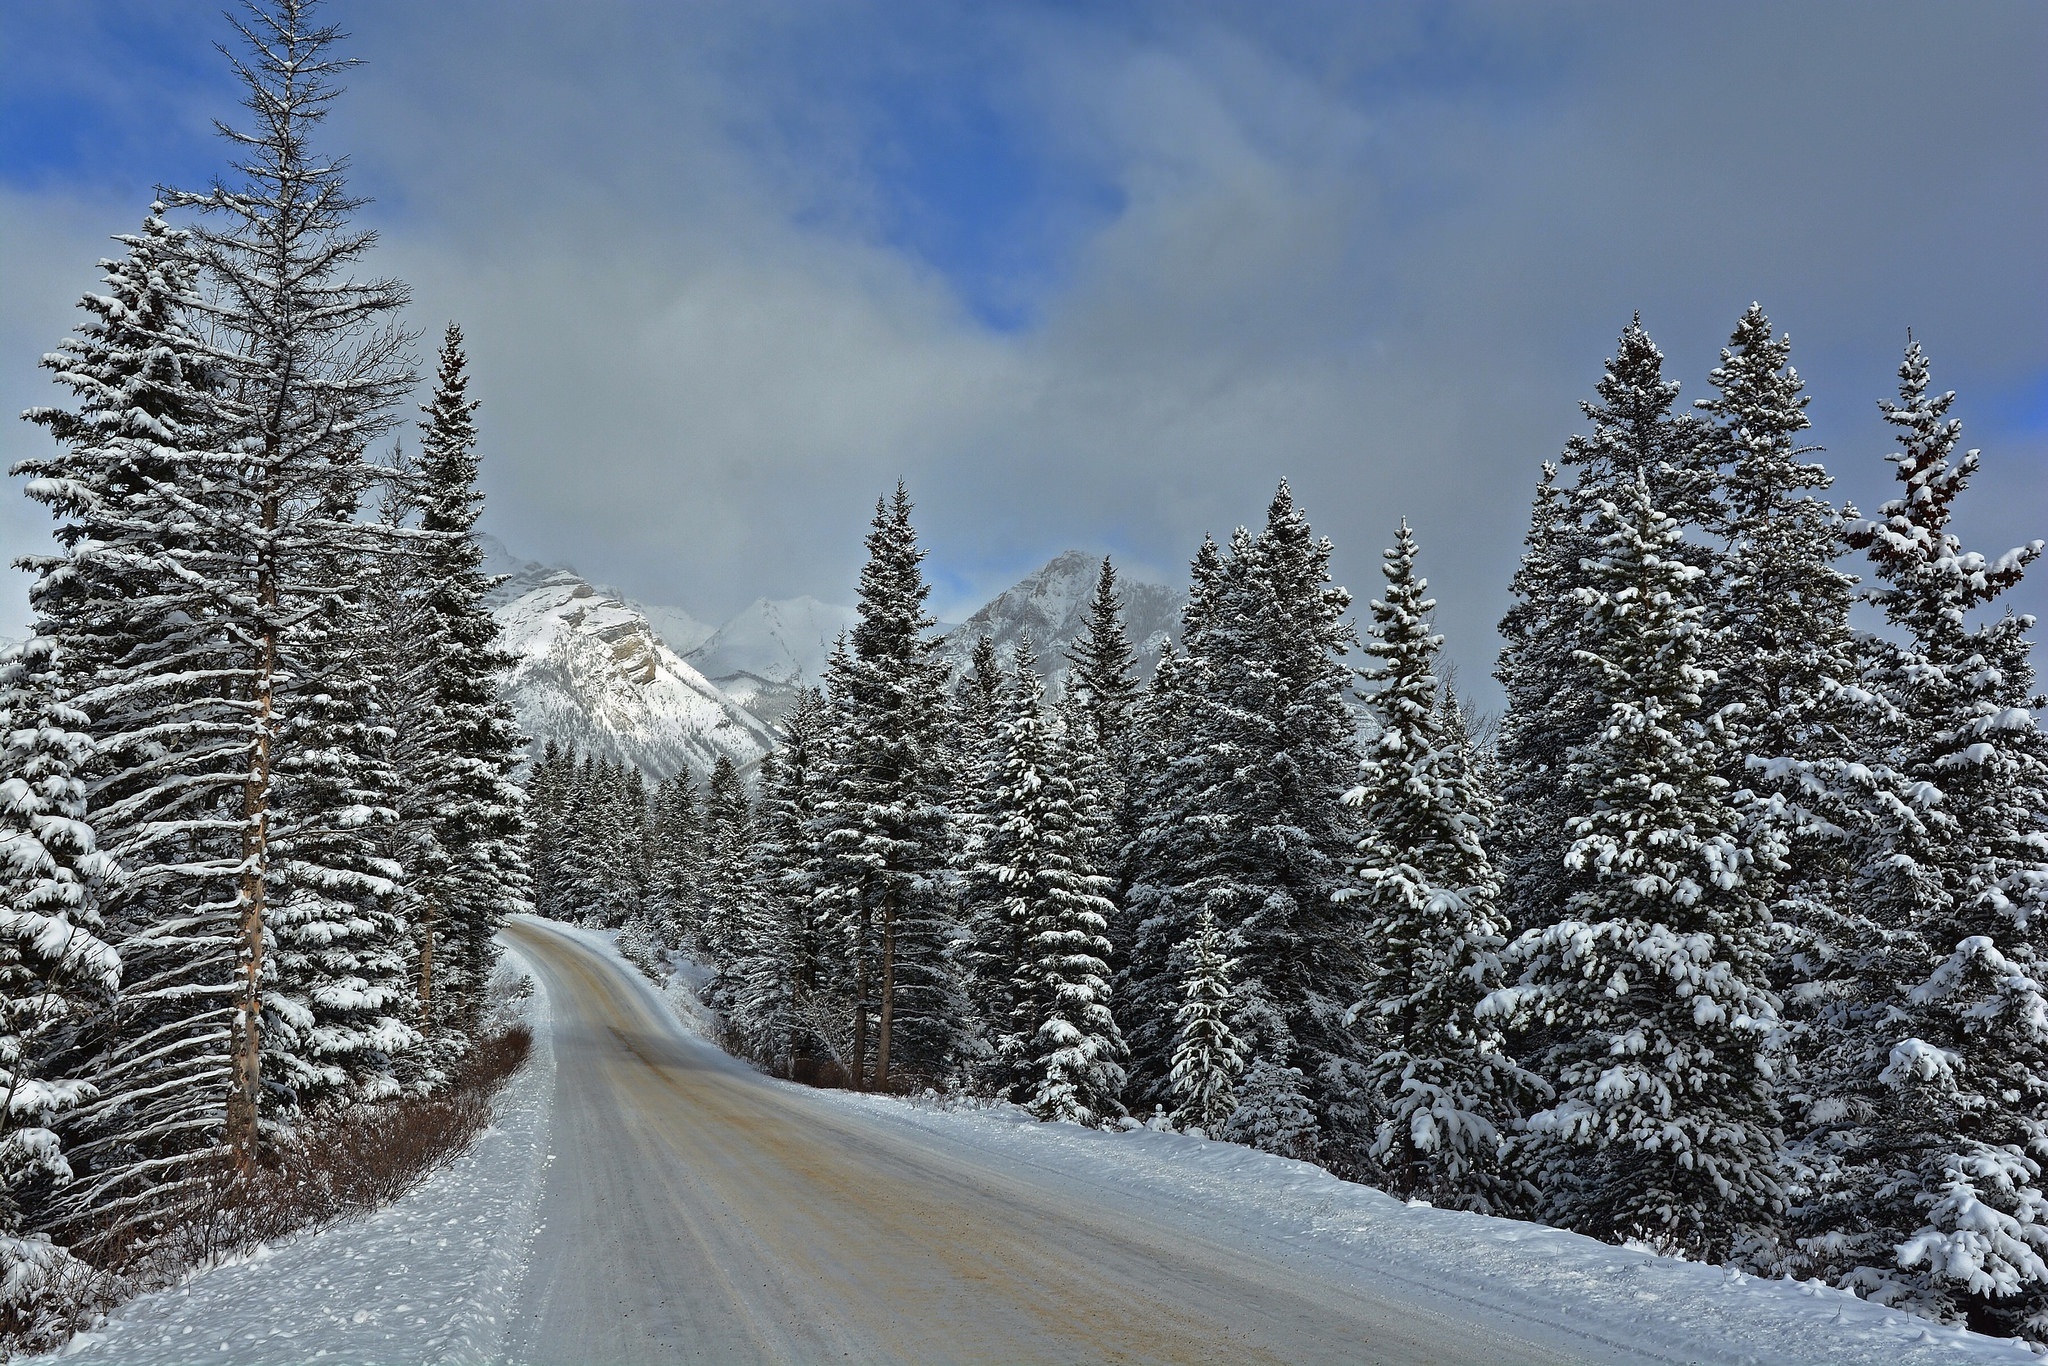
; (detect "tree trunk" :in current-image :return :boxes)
[228,519,278,1178]
[851,902,870,1091]
[418,904,436,1022]
[877,891,897,1091]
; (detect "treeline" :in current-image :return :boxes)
[0,1,525,1324]
[533,313,2048,1342]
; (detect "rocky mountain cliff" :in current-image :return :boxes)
[934,550,1183,693]
[480,541,1196,780]
[484,545,775,779]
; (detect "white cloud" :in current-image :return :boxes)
[3,0,2040,703]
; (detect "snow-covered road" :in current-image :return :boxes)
[62,918,2034,1364]
[500,917,1600,1365]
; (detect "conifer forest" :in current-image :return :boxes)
[3,0,2042,1360]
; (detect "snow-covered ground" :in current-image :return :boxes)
[56,956,557,1366]
[799,1093,2040,1365]
[54,922,2040,1364]
[610,924,2042,1366]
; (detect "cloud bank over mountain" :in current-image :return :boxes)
[4,2,2041,703]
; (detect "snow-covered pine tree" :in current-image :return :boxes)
[1486,475,1783,1261]
[1067,558,1141,753]
[971,632,1047,1071]
[1494,319,1719,936]
[728,690,829,1075]
[1348,523,1543,1215]
[1168,909,1246,1137]
[810,487,963,1089]
[698,754,755,969]
[1695,305,1856,769]
[954,636,1005,771]
[1119,540,1234,1105]
[0,639,122,1272]
[987,644,1127,1125]
[1224,485,1372,1168]
[1067,556,1140,802]
[553,756,614,926]
[525,741,572,920]
[1055,685,1118,897]
[1788,342,2048,1338]
[387,324,527,1055]
[163,0,416,1167]
[722,751,791,1065]
[15,205,252,1230]
[1122,486,1370,1170]
[644,771,703,947]
[262,565,418,1111]
[1064,558,1141,885]
[949,634,1010,1058]
[1491,465,1592,935]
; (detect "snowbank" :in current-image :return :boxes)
[608,929,2042,1366]
[802,1090,2040,1365]
[56,950,557,1366]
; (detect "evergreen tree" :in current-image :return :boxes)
[1495,320,1718,936]
[164,0,416,1168]
[1119,538,1238,1104]
[1492,465,1595,935]
[644,771,703,947]
[387,324,527,1055]
[1122,486,1370,1170]
[729,691,829,1074]
[604,760,650,928]
[1064,560,1140,881]
[1349,523,1542,1215]
[1790,342,2048,1336]
[1055,686,1118,894]
[16,205,251,1228]
[1489,477,1783,1261]
[987,646,1126,1125]
[1168,909,1246,1137]
[1695,304,1856,767]
[699,754,755,968]
[554,756,614,926]
[1066,557,1141,771]
[949,634,1010,1058]
[526,741,572,920]
[1219,487,1372,1166]
[0,640,122,1253]
[810,486,962,1088]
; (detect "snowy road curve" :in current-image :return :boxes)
[69,920,2029,1363]
[502,918,1647,1365]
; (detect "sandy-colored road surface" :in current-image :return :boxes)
[499,919,1675,1366]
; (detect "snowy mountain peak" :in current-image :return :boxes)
[937,551,1184,689]
[491,563,774,780]
[684,595,858,726]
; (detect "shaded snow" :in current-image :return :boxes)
[58,950,557,1366]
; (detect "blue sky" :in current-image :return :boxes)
[2,0,2043,699]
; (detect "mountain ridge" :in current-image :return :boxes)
[482,540,1190,778]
